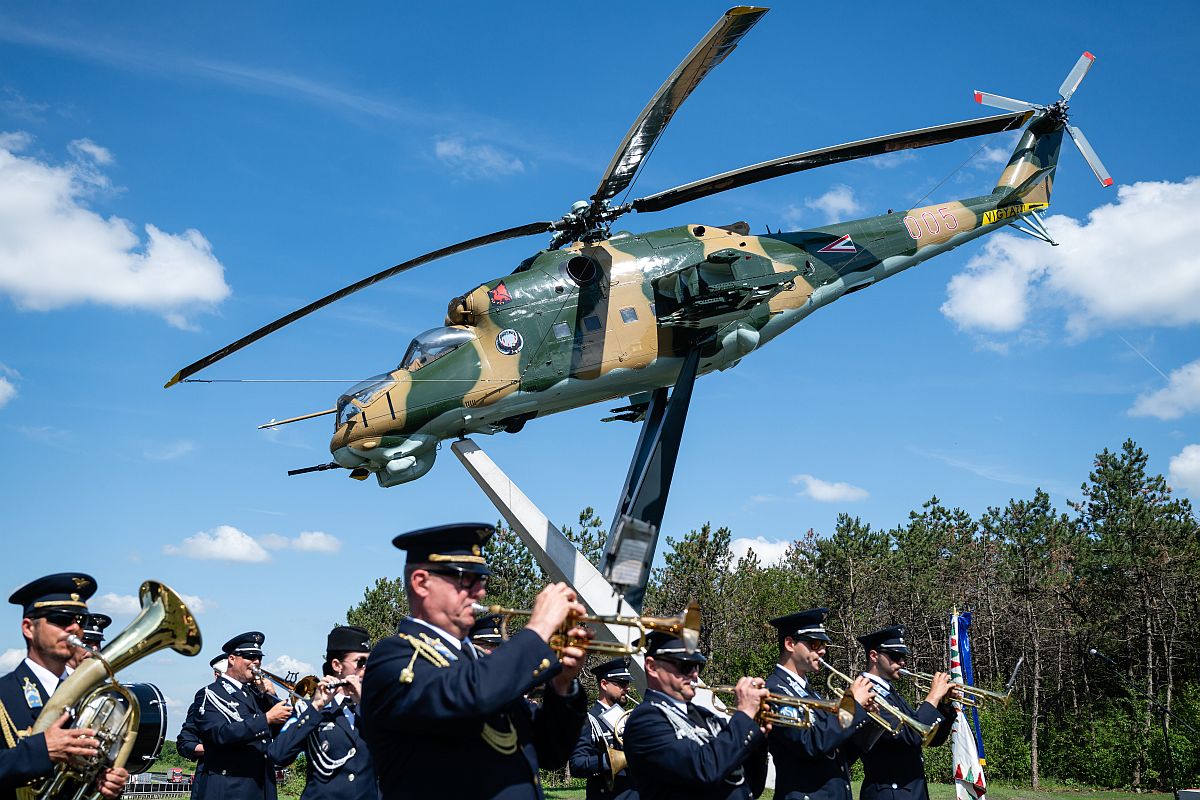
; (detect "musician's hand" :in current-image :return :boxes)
[193,743,205,758]
[340,674,363,704]
[551,625,595,695]
[97,766,128,799]
[733,677,769,724]
[43,714,99,763]
[923,671,956,706]
[256,677,279,698]
[526,583,585,644]
[310,680,335,710]
[851,676,878,712]
[265,701,293,725]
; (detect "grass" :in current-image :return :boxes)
[543,782,1177,800]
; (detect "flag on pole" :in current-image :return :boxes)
[950,609,987,800]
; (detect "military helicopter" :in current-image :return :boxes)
[167,7,1111,503]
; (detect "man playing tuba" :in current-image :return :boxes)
[0,573,127,800]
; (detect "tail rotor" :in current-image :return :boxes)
[975,51,1113,187]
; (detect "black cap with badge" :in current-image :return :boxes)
[8,573,97,618]
[392,523,494,576]
[857,625,910,657]
[222,631,266,659]
[590,658,634,682]
[645,631,707,666]
[468,614,504,646]
[769,607,832,648]
[326,625,371,655]
[81,613,112,646]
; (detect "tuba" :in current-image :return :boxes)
[22,581,202,800]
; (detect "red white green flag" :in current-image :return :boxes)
[950,610,987,800]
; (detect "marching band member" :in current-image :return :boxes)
[67,613,113,670]
[179,655,226,799]
[622,632,769,800]
[569,658,638,800]
[766,609,876,800]
[855,626,954,800]
[0,573,126,800]
[194,632,292,800]
[361,523,592,800]
[268,626,377,800]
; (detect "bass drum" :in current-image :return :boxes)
[123,683,167,774]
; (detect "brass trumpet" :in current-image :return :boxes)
[820,658,941,745]
[899,657,1022,708]
[252,667,348,704]
[471,600,701,657]
[710,684,857,730]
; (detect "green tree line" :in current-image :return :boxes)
[345,439,1200,791]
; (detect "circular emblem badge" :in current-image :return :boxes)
[495,328,524,355]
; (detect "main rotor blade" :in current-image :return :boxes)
[973,91,1040,113]
[632,110,1034,214]
[1067,124,1114,187]
[592,6,768,204]
[165,220,555,387]
[1058,51,1096,101]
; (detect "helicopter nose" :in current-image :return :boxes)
[332,446,367,470]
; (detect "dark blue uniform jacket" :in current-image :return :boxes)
[0,662,53,799]
[623,689,767,800]
[194,675,282,800]
[267,696,378,800]
[765,666,871,800]
[361,618,587,800]
[853,679,952,800]
[178,687,207,800]
[568,699,637,800]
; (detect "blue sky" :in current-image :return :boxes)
[1,3,1197,735]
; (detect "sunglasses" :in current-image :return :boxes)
[657,657,703,676]
[427,567,489,592]
[350,656,368,668]
[40,612,86,629]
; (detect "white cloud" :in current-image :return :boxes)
[805,184,863,223]
[143,440,196,461]
[68,138,113,165]
[730,536,791,566]
[258,531,341,553]
[0,377,14,409]
[92,591,209,615]
[791,473,869,503]
[0,648,23,670]
[1128,359,1200,420]
[163,525,270,563]
[91,593,141,615]
[265,654,313,677]
[1168,444,1200,497]
[292,531,341,553]
[941,177,1200,339]
[434,137,524,180]
[0,135,231,328]
[870,150,917,170]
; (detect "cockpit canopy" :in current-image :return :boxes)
[399,326,475,372]
[336,374,395,427]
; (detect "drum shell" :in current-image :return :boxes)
[123,683,167,774]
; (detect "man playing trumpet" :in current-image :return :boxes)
[766,609,877,800]
[268,626,376,800]
[569,658,637,800]
[622,632,769,800]
[854,626,954,800]
[361,523,592,800]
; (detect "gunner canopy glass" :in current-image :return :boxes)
[336,374,396,427]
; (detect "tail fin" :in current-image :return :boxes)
[993,116,1064,204]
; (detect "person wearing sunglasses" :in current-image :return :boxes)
[66,614,113,670]
[622,631,770,800]
[194,632,293,800]
[855,626,954,800]
[0,572,128,800]
[361,522,593,800]
[268,626,376,800]
[569,658,637,800]
[766,608,878,800]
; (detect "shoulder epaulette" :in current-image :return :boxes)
[395,632,452,684]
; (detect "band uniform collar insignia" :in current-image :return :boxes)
[22,677,42,709]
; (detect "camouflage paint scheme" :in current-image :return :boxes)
[331,117,1064,487]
